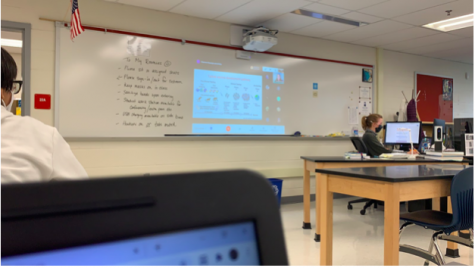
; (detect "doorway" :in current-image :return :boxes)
[1,21,31,116]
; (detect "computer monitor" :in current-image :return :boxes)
[454,118,473,137]
[454,118,473,151]
[2,170,288,265]
[384,121,421,145]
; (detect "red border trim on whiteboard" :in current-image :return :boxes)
[80,25,373,68]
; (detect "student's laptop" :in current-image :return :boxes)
[2,170,288,265]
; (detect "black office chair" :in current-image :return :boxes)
[350,136,368,154]
[348,137,380,215]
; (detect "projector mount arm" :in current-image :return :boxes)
[243,26,279,37]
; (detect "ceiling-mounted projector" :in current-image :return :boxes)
[242,26,278,52]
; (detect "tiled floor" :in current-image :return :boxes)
[280,198,473,266]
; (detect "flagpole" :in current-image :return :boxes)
[62,0,72,25]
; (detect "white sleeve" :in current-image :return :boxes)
[51,130,88,180]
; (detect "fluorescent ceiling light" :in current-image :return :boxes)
[1,39,22,48]
[292,9,369,27]
[423,14,473,32]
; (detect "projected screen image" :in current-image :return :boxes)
[273,72,284,84]
[2,222,260,266]
[193,69,263,120]
[385,122,421,144]
[192,62,286,134]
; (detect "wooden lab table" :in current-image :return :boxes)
[300,156,469,241]
[314,164,468,265]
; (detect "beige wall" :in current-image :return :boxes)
[2,0,473,197]
[382,50,473,121]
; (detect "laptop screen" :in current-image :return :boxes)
[2,221,260,266]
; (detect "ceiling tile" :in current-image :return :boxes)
[324,20,412,42]
[116,0,185,11]
[169,0,251,19]
[402,38,473,54]
[423,46,473,64]
[303,2,350,15]
[338,12,383,23]
[449,27,474,38]
[317,0,390,11]
[443,56,472,64]
[215,0,311,26]
[292,21,356,38]
[392,0,473,26]
[359,0,455,19]
[351,27,438,46]
[260,13,321,32]
[381,33,466,51]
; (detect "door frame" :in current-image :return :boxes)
[2,20,32,116]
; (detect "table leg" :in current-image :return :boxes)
[315,170,322,242]
[384,183,400,266]
[446,196,460,258]
[432,197,441,211]
[303,161,311,229]
[320,174,333,266]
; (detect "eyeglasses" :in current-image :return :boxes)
[12,81,22,95]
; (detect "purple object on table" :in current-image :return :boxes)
[407,99,417,122]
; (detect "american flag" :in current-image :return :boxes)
[70,0,85,40]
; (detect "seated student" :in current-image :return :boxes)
[1,48,88,183]
[361,114,392,157]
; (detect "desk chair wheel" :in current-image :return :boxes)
[360,209,366,215]
[347,204,353,210]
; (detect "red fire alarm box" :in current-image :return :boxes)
[34,94,51,110]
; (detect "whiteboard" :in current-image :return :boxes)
[55,23,373,138]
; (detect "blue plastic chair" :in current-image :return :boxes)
[399,167,473,266]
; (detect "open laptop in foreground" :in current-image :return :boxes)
[2,170,288,265]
